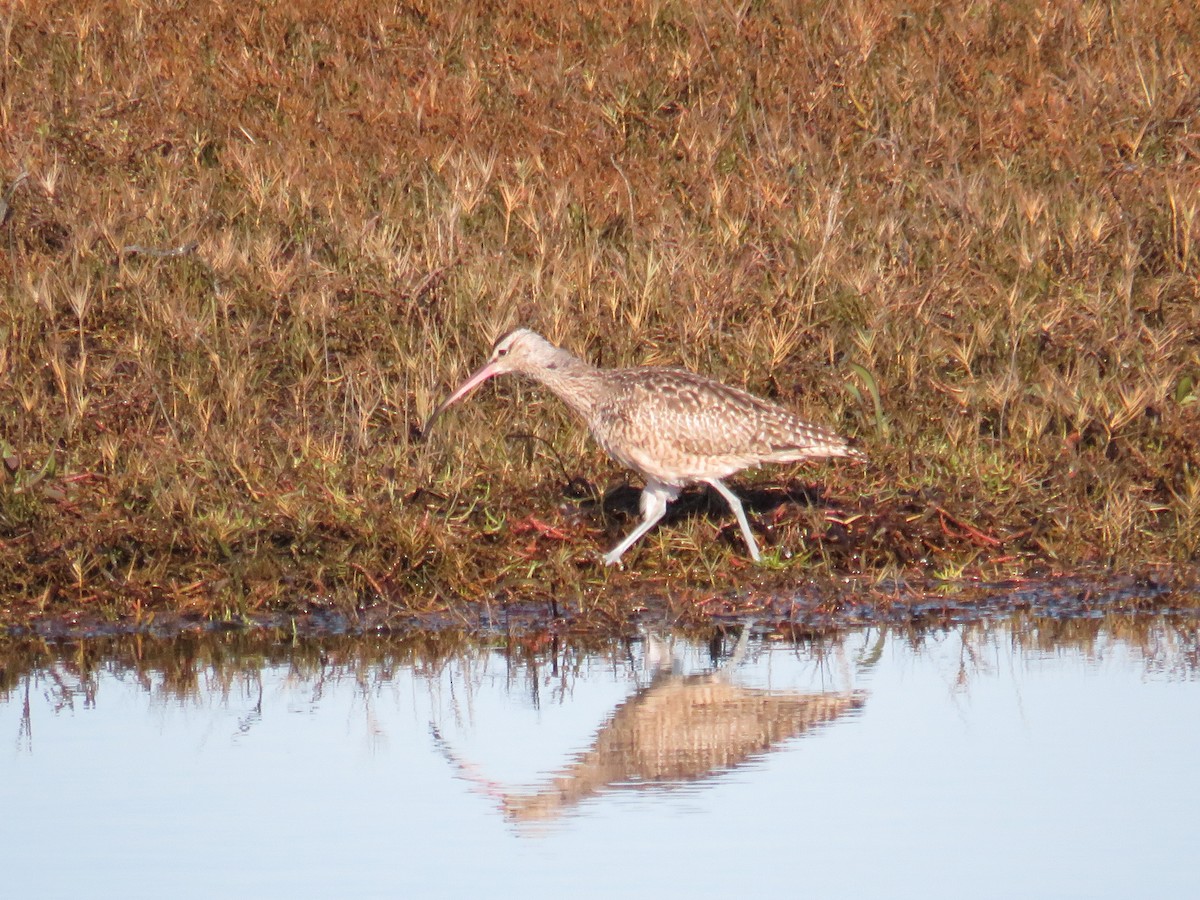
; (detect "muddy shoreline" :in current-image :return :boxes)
[4,570,1196,643]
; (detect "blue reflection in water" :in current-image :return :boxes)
[1,617,1197,899]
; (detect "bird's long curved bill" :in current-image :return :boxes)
[422,361,500,436]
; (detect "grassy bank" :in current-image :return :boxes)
[1,0,1198,627]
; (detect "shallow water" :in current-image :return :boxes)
[2,616,1197,899]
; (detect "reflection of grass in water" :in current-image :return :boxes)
[0,631,474,704]
[1,2,1199,625]
[1,613,1196,711]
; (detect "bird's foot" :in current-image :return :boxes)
[601,549,625,568]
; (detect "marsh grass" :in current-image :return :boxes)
[0,0,1198,626]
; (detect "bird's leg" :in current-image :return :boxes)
[726,618,755,669]
[603,480,680,566]
[702,478,761,562]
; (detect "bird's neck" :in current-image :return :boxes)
[523,349,605,420]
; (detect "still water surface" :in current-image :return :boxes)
[2,616,1197,899]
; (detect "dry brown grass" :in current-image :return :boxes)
[1,0,1198,627]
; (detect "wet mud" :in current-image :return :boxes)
[3,570,1195,643]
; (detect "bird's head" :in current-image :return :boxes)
[422,329,563,434]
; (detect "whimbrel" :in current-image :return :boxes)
[424,329,863,565]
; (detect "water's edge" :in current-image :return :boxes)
[4,572,1196,642]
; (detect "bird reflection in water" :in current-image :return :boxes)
[433,628,864,826]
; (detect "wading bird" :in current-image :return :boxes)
[424,329,863,566]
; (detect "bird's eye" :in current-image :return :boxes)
[496,346,508,357]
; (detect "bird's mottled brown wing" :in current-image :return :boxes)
[591,368,855,483]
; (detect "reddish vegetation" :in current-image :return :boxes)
[0,1,1198,628]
